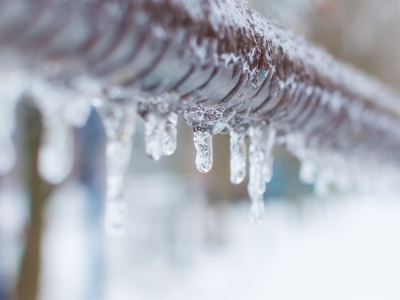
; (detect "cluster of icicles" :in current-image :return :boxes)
[1,68,397,236]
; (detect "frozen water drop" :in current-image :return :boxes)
[97,100,136,236]
[144,113,167,161]
[230,131,246,184]
[193,129,213,173]
[163,112,178,156]
[38,116,74,184]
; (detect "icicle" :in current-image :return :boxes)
[262,127,276,183]
[38,116,74,184]
[30,79,76,184]
[193,129,213,173]
[144,112,167,161]
[184,103,206,127]
[247,126,266,223]
[249,194,265,224]
[299,159,317,184]
[163,112,178,156]
[230,131,246,184]
[247,124,276,223]
[0,70,26,175]
[0,136,16,176]
[314,171,331,197]
[96,100,136,236]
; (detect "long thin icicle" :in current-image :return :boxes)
[194,129,213,173]
[230,130,246,184]
[247,124,275,224]
[0,70,26,175]
[96,99,136,236]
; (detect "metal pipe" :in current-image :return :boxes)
[1,0,400,167]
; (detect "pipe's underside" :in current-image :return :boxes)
[1,0,400,167]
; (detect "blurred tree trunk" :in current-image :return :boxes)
[16,101,54,300]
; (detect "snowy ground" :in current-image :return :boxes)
[38,176,400,300]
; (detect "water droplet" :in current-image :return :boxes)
[193,129,213,173]
[230,131,246,184]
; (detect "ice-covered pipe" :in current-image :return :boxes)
[1,0,400,224]
[1,0,399,164]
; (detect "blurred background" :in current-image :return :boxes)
[2,0,400,299]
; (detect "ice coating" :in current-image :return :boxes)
[95,98,136,236]
[230,131,246,184]
[213,109,236,134]
[193,129,213,173]
[184,103,207,127]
